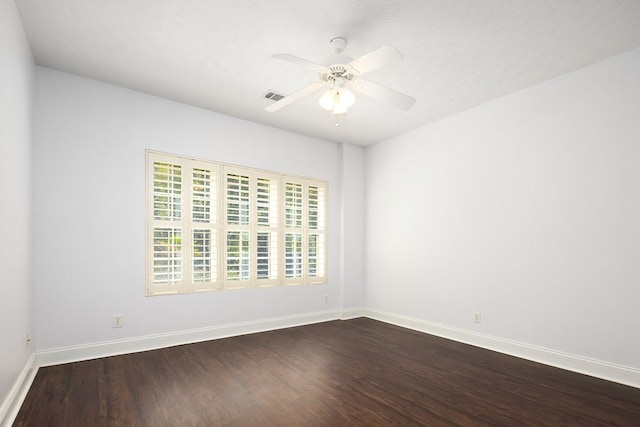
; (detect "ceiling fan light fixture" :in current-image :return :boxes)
[319,88,355,113]
[319,90,335,110]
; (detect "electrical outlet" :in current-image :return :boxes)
[324,294,329,304]
[24,333,31,348]
[112,315,124,328]
[473,311,482,324]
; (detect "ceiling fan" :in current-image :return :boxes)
[265,37,416,115]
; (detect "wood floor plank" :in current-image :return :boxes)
[13,318,640,426]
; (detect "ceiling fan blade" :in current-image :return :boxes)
[352,79,416,111]
[265,82,325,112]
[347,46,403,75]
[272,53,325,70]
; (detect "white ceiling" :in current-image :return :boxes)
[16,0,640,146]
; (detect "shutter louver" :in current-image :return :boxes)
[226,231,250,281]
[227,173,250,225]
[153,162,182,221]
[285,232,303,278]
[192,168,212,223]
[153,227,182,284]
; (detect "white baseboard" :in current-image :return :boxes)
[365,308,640,389]
[0,352,38,427]
[341,307,366,319]
[37,309,342,367]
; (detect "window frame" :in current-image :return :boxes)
[146,150,328,296]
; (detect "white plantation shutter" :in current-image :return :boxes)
[224,171,250,286]
[307,184,326,282]
[151,160,183,290]
[146,150,326,295]
[222,167,279,288]
[283,179,327,285]
[255,176,279,284]
[284,182,304,281]
[190,164,217,286]
[147,152,219,295]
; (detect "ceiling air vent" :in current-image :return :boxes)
[264,91,285,102]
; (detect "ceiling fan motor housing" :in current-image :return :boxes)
[320,65,355,89]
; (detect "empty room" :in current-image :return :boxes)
[2,0,640,425]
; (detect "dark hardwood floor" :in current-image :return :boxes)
[14,318,640,426]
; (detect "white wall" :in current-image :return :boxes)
[366,47,640,371]
[339,144,366,313]
[33,67,363,352]
[0,0,35,417]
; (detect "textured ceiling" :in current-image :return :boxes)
[16,0,640,146]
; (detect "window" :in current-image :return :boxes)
[146,151,327,295]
